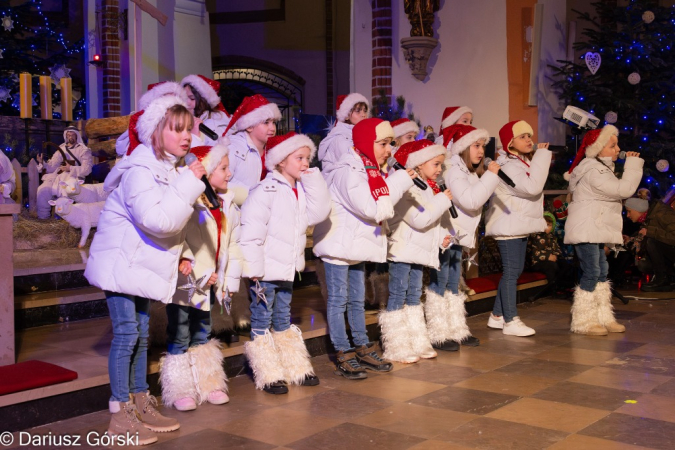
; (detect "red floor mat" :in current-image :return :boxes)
[0,360,78,396]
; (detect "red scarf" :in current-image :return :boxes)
[355,150,389,201]
[427,179,441,194]
[637,211,648,223]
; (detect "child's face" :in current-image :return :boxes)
[278,146,311,182]
[208,155,231,193]
[184,85,196,114]
[418,154,445,181]
[456,112,473,125]
[348,105,368,125]
[545,222,553,233]
[373,138,393,166]
[625,207,642,222]
[162,125,192,158]
[598,135,620,161]
[247,119,277,146]
[468,139,486,165]
[398,131,417,146]
[510,133,534,154]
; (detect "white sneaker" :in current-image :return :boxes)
[487,313,505,329]
[503,316,535,337]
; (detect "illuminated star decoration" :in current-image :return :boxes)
[11,93,38,110]
[0,87,11,103]
[49,64,71,84]
[611,245,626,258]
[250,280,268,306]
[462,252,479,268]
[177,273,208,303]
[2,15,13,32]
[450,231,467,246]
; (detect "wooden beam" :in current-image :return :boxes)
[210,0,285,24]
[130,0,167,26]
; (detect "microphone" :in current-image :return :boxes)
[618,150,627,159]
[387,157,428,190]
[484,157,516,188]
[185,152,220,209]
[436,180,459,219]
[199,123,219,141]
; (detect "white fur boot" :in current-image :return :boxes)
[405,304,437,359]
[378,308,419,364]
[189,339,229,405]
[595,281,625,333]
[158,352,198,410]
[424,288,451,345]
[570,286,608,335]
[445,291,472,343]
[243,330,286,390]
[272,325,317,386]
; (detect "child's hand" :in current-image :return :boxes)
[251,277,258,282]
[537,143,550,150]
[206,272,218,287]
[442,235,451,248]
[63,162,71,172]
[487,161,500,174]
[406,169,417,179]
[639,228,647,236]
[191,116,202,136]
[178,259,192,276]
[188,159,207,180]
[548,254,557,262]
[443,190,453,201]
[625,151,640,158]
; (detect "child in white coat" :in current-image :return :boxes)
[391,118,420,152]
[319,93,369,176]
[382,139,451,363]
[84,96,206,444]
[181,74,231,145]
[159,143,243,411]
[485,120,551,337]
[313,118,415,380]
[564,125,643,335]
[241,132,331,395]
[427,125,500,351]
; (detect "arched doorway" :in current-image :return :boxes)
[212,55,305,134]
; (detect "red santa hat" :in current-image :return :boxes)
[136,95,188,148]
[394,139,446,169]
[265,132,317,171]
[189,144,230,177]
[352,118,394,162]
[221,94,281,136]
[564,124,618,180]
[336,93,370,122]
[498,120,534,152]
[138,81,187,110]
[440,106,472,130]
[442,124,490,155]
[180,74,229,116]
[391,118,420,140]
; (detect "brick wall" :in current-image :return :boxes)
[371,0,392,102]
[101,0,121,117]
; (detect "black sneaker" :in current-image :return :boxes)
[432,340,460,352]
[335,351,368,380]
[263,381,288,395]
[642,277,674,292]
[460,335,480,347]
[301,374,320,386]
[355,344,393,372]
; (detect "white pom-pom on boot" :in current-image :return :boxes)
[405,304,437,359]
[189,339,229,405]
[158,352,198,411]
[423,288,451,345]
[243,330,286,391]
[378,308,419,364]
[595,281,625,333]
[273,325,318,386]
[445,291,472,343]
[570,286,608,335]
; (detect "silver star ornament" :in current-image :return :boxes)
[177,273,208,303]
[250,280,268,306]
[463,252,479,268]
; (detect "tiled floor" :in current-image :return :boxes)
[10,290,675,449]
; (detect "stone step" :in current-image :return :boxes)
[14,287,108,329]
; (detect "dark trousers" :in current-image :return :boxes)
[645,237,675,280]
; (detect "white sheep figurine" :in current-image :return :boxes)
[58,177,109,203]
[48,197,105,248]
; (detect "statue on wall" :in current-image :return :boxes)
[404,0,440,37]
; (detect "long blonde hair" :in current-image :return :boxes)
[150,104,194,160]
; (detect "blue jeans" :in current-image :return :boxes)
[106,292,150,403]
[249,280,293,339]
[324,262,368,352]
[429,245,463,296]
[387,262,423,310]
[166,304,212,355]
[574,243,608,292]
[493,238,527,323]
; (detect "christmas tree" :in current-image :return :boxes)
[551,0,675,197]
[0,0,85,120]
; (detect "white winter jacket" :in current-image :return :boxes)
[387,184,452,269]
[84,144,204,303]
[227,132,264,192]
[240,168,331,282]
[319,121,355,179]
[313,152,414,263]
[485,149,552,237]
[173,191,243,311]
[445,154,500,248]
[564,156,643,245]
[200,111,231,146]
